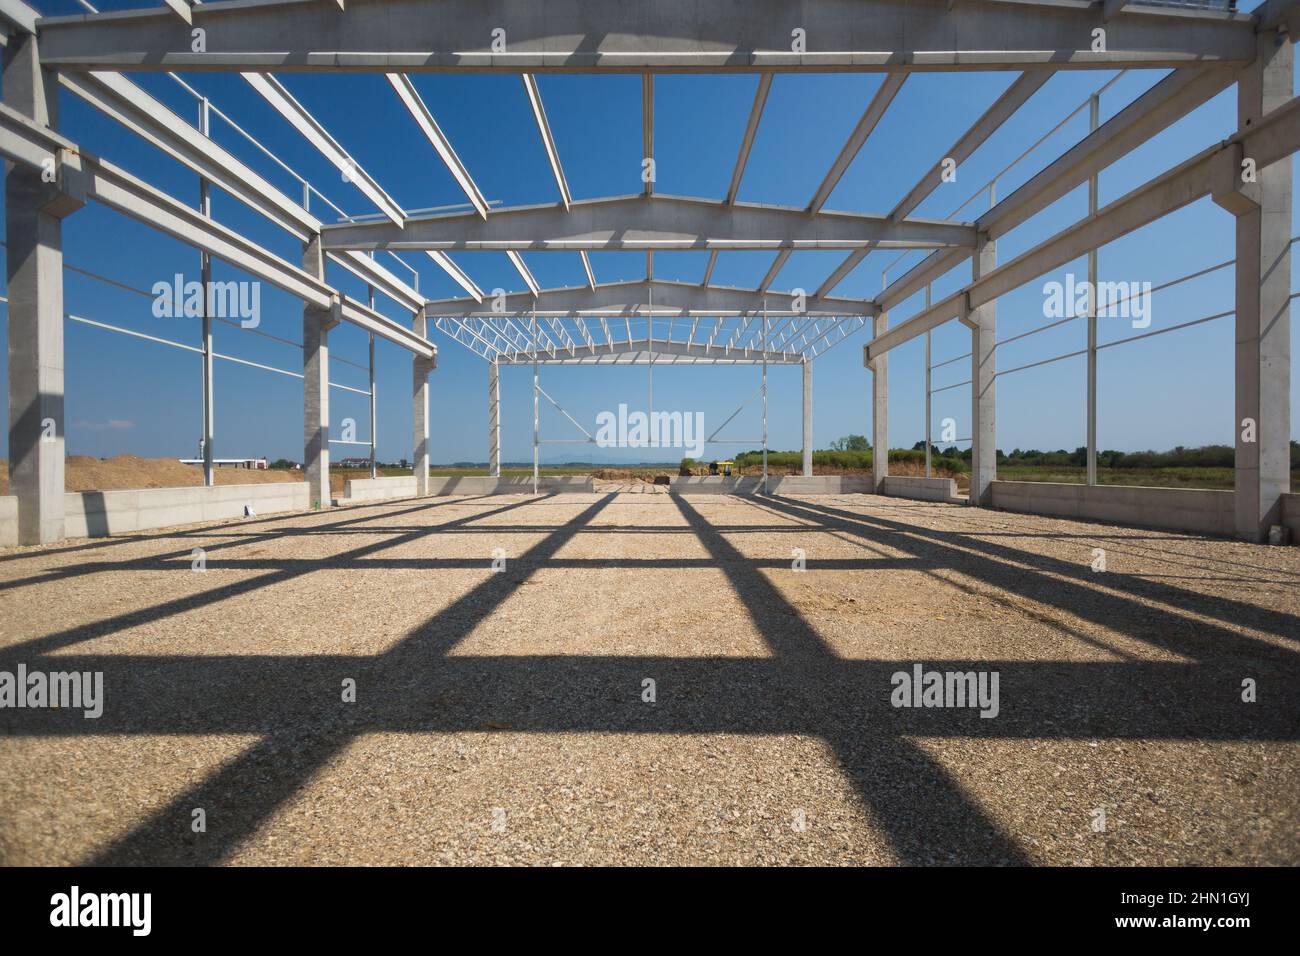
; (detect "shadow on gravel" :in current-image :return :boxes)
[1,492,1297,865]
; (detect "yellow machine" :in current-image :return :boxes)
[708,460,735,477]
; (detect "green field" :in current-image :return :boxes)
[998,465,1300,490]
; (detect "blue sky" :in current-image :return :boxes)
[1,0,1297,465]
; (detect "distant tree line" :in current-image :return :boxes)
[726,439,1300,473]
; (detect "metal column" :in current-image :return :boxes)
[1086,93,1100,486]
[199,97,214,487]
[761,302,769,493]
[532,312,539,496]
[368,331,377,478]
[367,279,377,479]
[924,284,932,478]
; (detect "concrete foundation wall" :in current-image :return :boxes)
[1281,493,1300,538]
[2,482,313,542]
[670,476,763,494]
[882,475,961,502]
[670,475,871,495]
[0,496,17,547]
[769,475,871,495]
[344,475,594,499]
[990,480,1236,536]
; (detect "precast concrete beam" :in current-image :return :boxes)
[35,0,1259,73]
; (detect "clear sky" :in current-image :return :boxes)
[2,0,1297,465]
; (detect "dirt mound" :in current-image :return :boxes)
[0,455,305,495]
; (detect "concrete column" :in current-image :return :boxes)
[412,308,433,496]
[488,359,501,477]
[969,231,997,507]
[301,235,335,509]
[5,32,80,545]
[869,314,888,493]
[1229,29,1293,542]
[801,358,813,477]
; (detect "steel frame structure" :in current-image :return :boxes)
[1,0,1297,545]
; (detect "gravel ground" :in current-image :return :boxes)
[0,491,1297,866]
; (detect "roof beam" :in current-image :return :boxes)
[719,72,775,289]
[642,73,654,196]
[890,70,1050,222]
[422,279,875,318]
[494,337,803,365]
[0,0,37,33]
[520,73,597,289]
[877,65,1235,313]
[507,250,540,295]
[427,250,483,301]
[0,101,329,305]
[727,74,773,205]
[320,194,975,252]
[36,0,1259,73]
[330,250,423,313]
[0,102,434,357]
[758,249,790,292]
[58,69,319,240]
[814,70,1048,298]
[341,294,437,357]
[386,72,489,218]
[242,72,405,225]
[162,0,193,26]
[522,74,571,208]
[868,90,1300,360]
[808,74,906,214]
[56,69,424,312]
